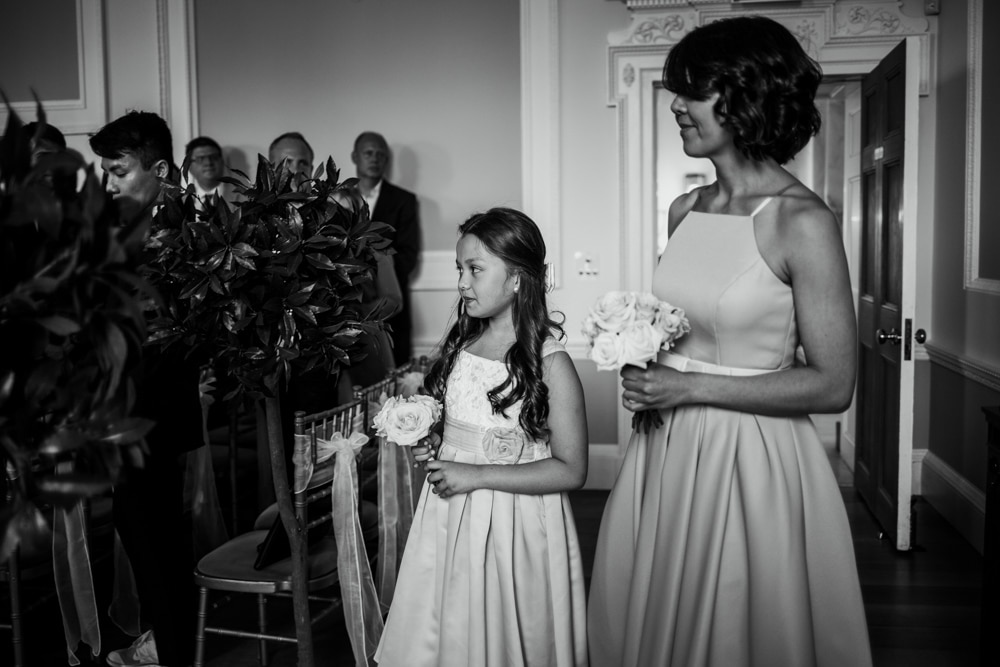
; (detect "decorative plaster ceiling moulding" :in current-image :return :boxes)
[610,1,930,94]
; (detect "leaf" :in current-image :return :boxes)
[100,416,155,444]
[38,429,89,455]
[36,315,81,336]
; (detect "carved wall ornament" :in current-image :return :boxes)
[792,20,821,59]
[628,15,688,45]
[623,64,636,88]
[843,5,902,35]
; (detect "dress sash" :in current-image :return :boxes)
[443,416,550,463]
[658,351,781,377]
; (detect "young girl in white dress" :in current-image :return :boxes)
[374,207,589,667]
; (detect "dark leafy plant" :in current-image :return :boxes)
[141,155,394,667]
[0,100,153,562]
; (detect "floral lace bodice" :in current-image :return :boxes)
[444,338,565,432]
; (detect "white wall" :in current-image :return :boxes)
[194,0,522,356]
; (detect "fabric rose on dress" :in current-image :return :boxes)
[373,395,443,447]
[619,320,663,368]
[482,427,527,465]
[589,291,637,334]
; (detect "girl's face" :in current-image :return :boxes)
[456,234,519,322]
[670,91,732,158]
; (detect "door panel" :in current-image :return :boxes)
[854,38,919,550]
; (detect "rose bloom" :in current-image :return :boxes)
[590,291,637,334]
[653,306,690,343]
[373,395,440,447]
[409,394,443,424]
[589,331,624,371]
[633,292,661,324]
[482,427,527,465]
[619,320,662,368]
[581,314,600,342]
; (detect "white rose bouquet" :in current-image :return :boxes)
[372,394,444,447]
[582,291,691,433]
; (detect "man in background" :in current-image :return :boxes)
[268,131,313,176]
[184,135,227,205]
[90,111,202,667]
[352,131,420,366]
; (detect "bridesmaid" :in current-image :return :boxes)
[587,16,873,667]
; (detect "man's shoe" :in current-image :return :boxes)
[106,629,161,667]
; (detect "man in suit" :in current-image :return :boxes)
[352,131,420,366]
[268,131,314,176]
[183,135,228,207]
[91,111,203,667]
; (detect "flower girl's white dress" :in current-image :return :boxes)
[375,338,587,667]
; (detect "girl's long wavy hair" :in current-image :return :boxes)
[663,15,822,165]
[425,207,564,442]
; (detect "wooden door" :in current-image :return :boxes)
[854,39,921,551]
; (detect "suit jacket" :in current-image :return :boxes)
[371,180,420,365]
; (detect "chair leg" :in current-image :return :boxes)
[9,550,24,667]
[257,594,268,667]
[193,587,209,667]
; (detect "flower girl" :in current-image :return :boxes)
[374,207,589,667]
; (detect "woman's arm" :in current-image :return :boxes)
[621,196,856,417]
[425,350,589,497]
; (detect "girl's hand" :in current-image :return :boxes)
[425,459,480,499]
[411,432,442,467]
[620,362,691,412]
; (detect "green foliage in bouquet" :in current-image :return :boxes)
[141,155,394,399]
[0,101,153,561]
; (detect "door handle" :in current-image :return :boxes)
[877,328,901,345]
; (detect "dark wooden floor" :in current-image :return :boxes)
[6,447,984,666]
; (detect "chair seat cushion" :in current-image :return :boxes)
[195,530,339,592]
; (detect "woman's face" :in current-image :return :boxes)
[670,91,731,158]
[455,234,518,322]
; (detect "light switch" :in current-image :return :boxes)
[574,251,599,277]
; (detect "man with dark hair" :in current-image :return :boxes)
[268,131,314,176]
[90,110,173,226]
[90,110,201,667]
[352,130,420,366]
[183,135,226,203]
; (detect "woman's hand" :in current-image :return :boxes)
[425,460,480,499]
[620,362,691,412]
[411,432,442,466]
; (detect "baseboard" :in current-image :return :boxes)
[920,451,985,554]
[583,444,622,490]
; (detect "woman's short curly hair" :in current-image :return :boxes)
[663,15,823,165]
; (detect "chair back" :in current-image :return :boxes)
[292,400,364,522]
[353,374,400,438]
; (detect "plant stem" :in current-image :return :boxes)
[263,393,314,667]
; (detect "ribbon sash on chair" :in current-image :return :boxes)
[375,437,423,613]
[294,431,383,667]
[52,496,101,665]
